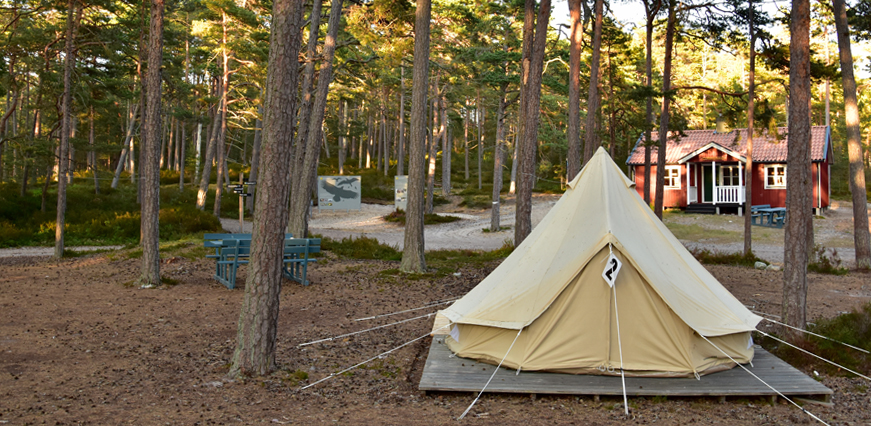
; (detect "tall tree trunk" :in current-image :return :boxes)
[477,89,483,189]
[400,0,431,273]
[178,120,186,188]
[491,82,508,232]
[338,101,346,175]
[833,0,871,269]
[783,0,812,339]
[744,2,756,256]
[90,105,99,193]
[55,0,82,258]
[509,125,517,194]
[196,93,222,210]
[566,0,582,179]
[291,0,323,198]
[287,0,343,238]
[426,74,441,215]
[442,97,451,196]
[138,0,164,286]
[583,0,604,164]
[112,104,139,188]
[213,14,230,217]
[653,1,675,220]
[642,0,660,205]
[398,67,406,176]
[464,100,469,181]
[229,0,304,378]
[515,0,552,245]
[247,105,263,213]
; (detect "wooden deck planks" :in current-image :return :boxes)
[419,337,832,400]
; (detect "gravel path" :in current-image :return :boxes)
[219,197,871,268]
[0,245,123,258]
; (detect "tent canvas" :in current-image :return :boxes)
[432,147,762,377]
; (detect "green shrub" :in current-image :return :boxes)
[808,245,849,275]
[321,235,402,261]
[688,247,765,268]
[0,221,31,247]
[761,303,871,377]
[383,209,461,225]
[460,194,495,209]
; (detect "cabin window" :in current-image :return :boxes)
[664,166,681,189]
[720,166,740,186]
[765,165,786,189]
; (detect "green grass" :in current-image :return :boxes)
[664,222,740,243]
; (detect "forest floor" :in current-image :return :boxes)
[2,196,871,425]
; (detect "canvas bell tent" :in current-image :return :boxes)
[432,148,762,377]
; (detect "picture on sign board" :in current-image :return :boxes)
[317,176,362,210]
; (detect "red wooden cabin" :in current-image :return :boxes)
[625,126,832,215]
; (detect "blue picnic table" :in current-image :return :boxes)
[751,207,786,228]
[203,233,320,289]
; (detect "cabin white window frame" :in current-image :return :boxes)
[764,164,787,189]
[664,165,681,189]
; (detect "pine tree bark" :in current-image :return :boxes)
[653,1,675,220]
[55,0,82,259]
[398,67,406,176]
[642,0,660,205]
[229,0,304,377]
[514,0,551,245]
[833,0,871,269]
[582,0,603,164]
[196,84,223,210]
[744,3,756,256]
[783,0,812,339]
[213,14,231,217]
[477,89,483,190]
[441,95,451,196]
[491,82,508,232]
[426,74,441,215]
[566,0,582,179]
[112,104,139,188]
[287,0,343,238]
[463,100,469,181]
[291,0,323,198]
[247,106,263,213]
[400,0,431,273]
[138,0,164,286]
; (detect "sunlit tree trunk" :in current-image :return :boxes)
[55,0,82,259]
[515,0,551,245]
[477,89,483,190]
[566,0,582,179]
[229,0,304,377]
[400,0,431,273]
[426,73,441,215]
[744,2,756,256]
[441,96,451,196]
[583,0,603,164]
[138,0,164,286]
[397,69,406,176]
[292,0,324,198]
[653,1,675,220]
[783,0,812,340]
[491,82,508,232]
[642,0,661,205]
[287,0,343,238]
[833,0,871,269]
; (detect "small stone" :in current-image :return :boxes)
[766,264,781,272]
[754,261,768,270]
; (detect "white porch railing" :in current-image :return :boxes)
[688,186,698,204]
[716,186,745,204]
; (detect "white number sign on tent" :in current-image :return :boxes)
[602,252,622,288]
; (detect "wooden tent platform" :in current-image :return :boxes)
[419,336,832,402]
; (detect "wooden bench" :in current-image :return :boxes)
[750,205,771,227]
[204,234,318,289]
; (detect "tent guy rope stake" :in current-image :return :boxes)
[762,317,870,354]
[700,335,830,426]
[299,324,450,391]
[756,330,871,381]
[458,328,523,420]
[298,313,435,347]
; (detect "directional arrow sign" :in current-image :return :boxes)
[239,193,253,197]
[244,181,257,186]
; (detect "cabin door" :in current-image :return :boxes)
[702,165,714,203]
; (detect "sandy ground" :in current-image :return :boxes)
[1,251,869,425]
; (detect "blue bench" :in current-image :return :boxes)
[204,234,318,289]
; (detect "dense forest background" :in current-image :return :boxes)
[1,0,870,235]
